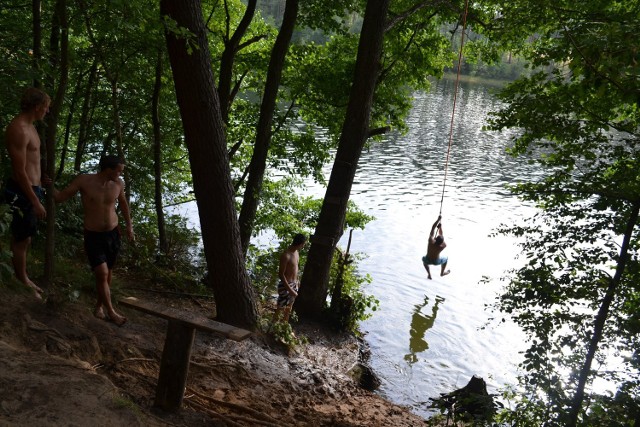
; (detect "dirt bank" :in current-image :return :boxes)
[0,285,431,426]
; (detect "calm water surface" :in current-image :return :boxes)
[328,80,540,417]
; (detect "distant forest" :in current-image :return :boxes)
[255,0,529,82]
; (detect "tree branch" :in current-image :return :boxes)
[367,126,391,138]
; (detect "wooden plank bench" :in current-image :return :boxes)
[118,296,252,412]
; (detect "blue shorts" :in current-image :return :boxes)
[422,255,448,266]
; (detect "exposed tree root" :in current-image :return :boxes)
[186,386,283,426]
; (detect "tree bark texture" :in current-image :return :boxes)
[237,0,299,255]
[297,0,390,319]
[160,0,258,329]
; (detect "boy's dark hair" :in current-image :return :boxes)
[99,155,124,171]
[292,233,307,246]
[435,236,444,245]
[20,88,50,112]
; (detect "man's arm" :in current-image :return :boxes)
[53,176,82,203]
[117,182,134,241]
[430,215,442,238]
[6,126,45,217]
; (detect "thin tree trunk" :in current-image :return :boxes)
[218,0,257,123]
[297,0,390,319]
[74,60,97,171]
[152,49,168,254]
[43,0,69,284]
[237,0,299,255]
[32,0,41,88]
[109,80,131,202]
[161,0,258,329]
[567,201,640,426]
[57,75,82,179]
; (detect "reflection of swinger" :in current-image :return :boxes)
[405,295,445,364]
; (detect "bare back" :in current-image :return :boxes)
[279,249,300,283]
[77,174,124,232]
[427,237,446,260]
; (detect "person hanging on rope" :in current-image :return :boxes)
[422,215,450,280]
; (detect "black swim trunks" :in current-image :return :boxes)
[84,227,121,270]
[3,178,44,242]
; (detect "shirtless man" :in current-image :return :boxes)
[422,215,450,280]
[3,88,50,299]
[273,233,306,323]
[54,155,134,326]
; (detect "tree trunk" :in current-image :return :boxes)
[237,0,298,255]
[218,0,257,123]
[109,80,132,202]
[74,60,97,171]
[161,0,258,330]
[297,0,390,319]
[43,0,69,284]
[152,49,168,254]
[32,0,41,87]
[567,201,640,426]
[57,75,82,179]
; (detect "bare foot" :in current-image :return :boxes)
[94,307,106,320]
[427,275,432,280]
[441,270,451,277]
[25,280,43,300]
[109,313,127,327]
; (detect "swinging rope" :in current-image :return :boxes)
[439,0,470,216]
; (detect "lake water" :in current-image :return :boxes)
[321,79,540,417]
[178,79,540,419]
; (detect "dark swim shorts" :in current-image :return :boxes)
[3,178,44,242]
[84,227,121,270]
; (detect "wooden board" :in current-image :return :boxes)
[118,296,251,342]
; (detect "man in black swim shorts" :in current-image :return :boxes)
[3,87,50,300]
[54,155,134,326]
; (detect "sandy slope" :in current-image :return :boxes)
[0,287,429,426]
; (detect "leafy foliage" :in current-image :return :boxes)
[485,0,640,423]
[326,250,378,334]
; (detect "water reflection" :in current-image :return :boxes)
[405,295,445,364]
